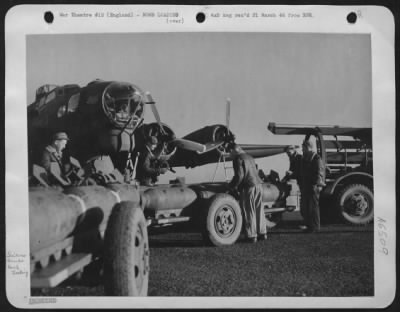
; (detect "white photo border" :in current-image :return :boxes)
[5,4,396,309]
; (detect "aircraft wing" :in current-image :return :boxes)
[267,122,372,141]
[239,144,289,158]
[168,143,288,168]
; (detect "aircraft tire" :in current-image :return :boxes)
[103,201,149,296]
[336,184,374,225]
[202,194,243,246]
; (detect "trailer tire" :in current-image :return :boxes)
[336,184,373,225]
[103,202,149,296]
[202,194,242,246]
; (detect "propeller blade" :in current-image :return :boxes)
[171,138,206,153]
[145,91,166,134]
[226,98,231,133]
[203,141,225,153]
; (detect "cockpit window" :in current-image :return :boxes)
[102,82,145,128]
[68,93,80,113]
[56,93,80,118]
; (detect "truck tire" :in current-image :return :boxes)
[103,202,149,296]
[202,194,243,246]
[336,184,373,225]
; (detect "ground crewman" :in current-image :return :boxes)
[228,143,267,243]
[135,136,169,186]
[40,132,72,177]
[299,138,325,233]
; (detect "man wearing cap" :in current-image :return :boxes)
[40,132,72,177]
[283,145,302,185]
[299,138,325,233]
[228,143,267,243]
[135,136,169,186]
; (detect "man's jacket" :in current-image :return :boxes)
[135,148,162,185]
[229,153,263,190]
[289,152,303,183]
[40,145,69,175]
[300,152,325,191]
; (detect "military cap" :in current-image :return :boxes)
[52,132,69,141]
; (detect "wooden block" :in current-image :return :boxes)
[31,253,92,288]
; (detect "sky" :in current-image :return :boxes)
[26,32,372,183]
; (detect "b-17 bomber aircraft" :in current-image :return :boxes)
[28,79,287,181]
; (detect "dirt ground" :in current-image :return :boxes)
[32,213,374,297]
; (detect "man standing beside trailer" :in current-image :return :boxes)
[299,138,326,233]
[228,143,267,243]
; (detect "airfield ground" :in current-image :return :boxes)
[32,212,373,297]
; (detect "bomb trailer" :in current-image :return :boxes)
[29,154,297,296]
[29,123,373,297]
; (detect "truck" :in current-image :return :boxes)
[268,122,373,225]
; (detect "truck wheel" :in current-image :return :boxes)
[265,212,282,229]
[336,184,373,225]
[103,202,149,296]
[202,194,243,246]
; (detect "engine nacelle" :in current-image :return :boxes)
[136,122,177,160]
[182,124,234,148]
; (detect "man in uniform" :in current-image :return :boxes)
[299,138,325,233]
[135,136,169,186]
[40,132,72,178]
[282,145,302,185]
[228,143,266,243]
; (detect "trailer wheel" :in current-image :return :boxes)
[103,202,149,296]
[336,184,373,225]
[202,194,243,246]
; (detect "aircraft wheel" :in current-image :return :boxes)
[336,184,374,225]
[103,201,149,296]
[202,194,243,246]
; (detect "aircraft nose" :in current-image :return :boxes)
[103,82,145,128]
[98,128,136,153]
